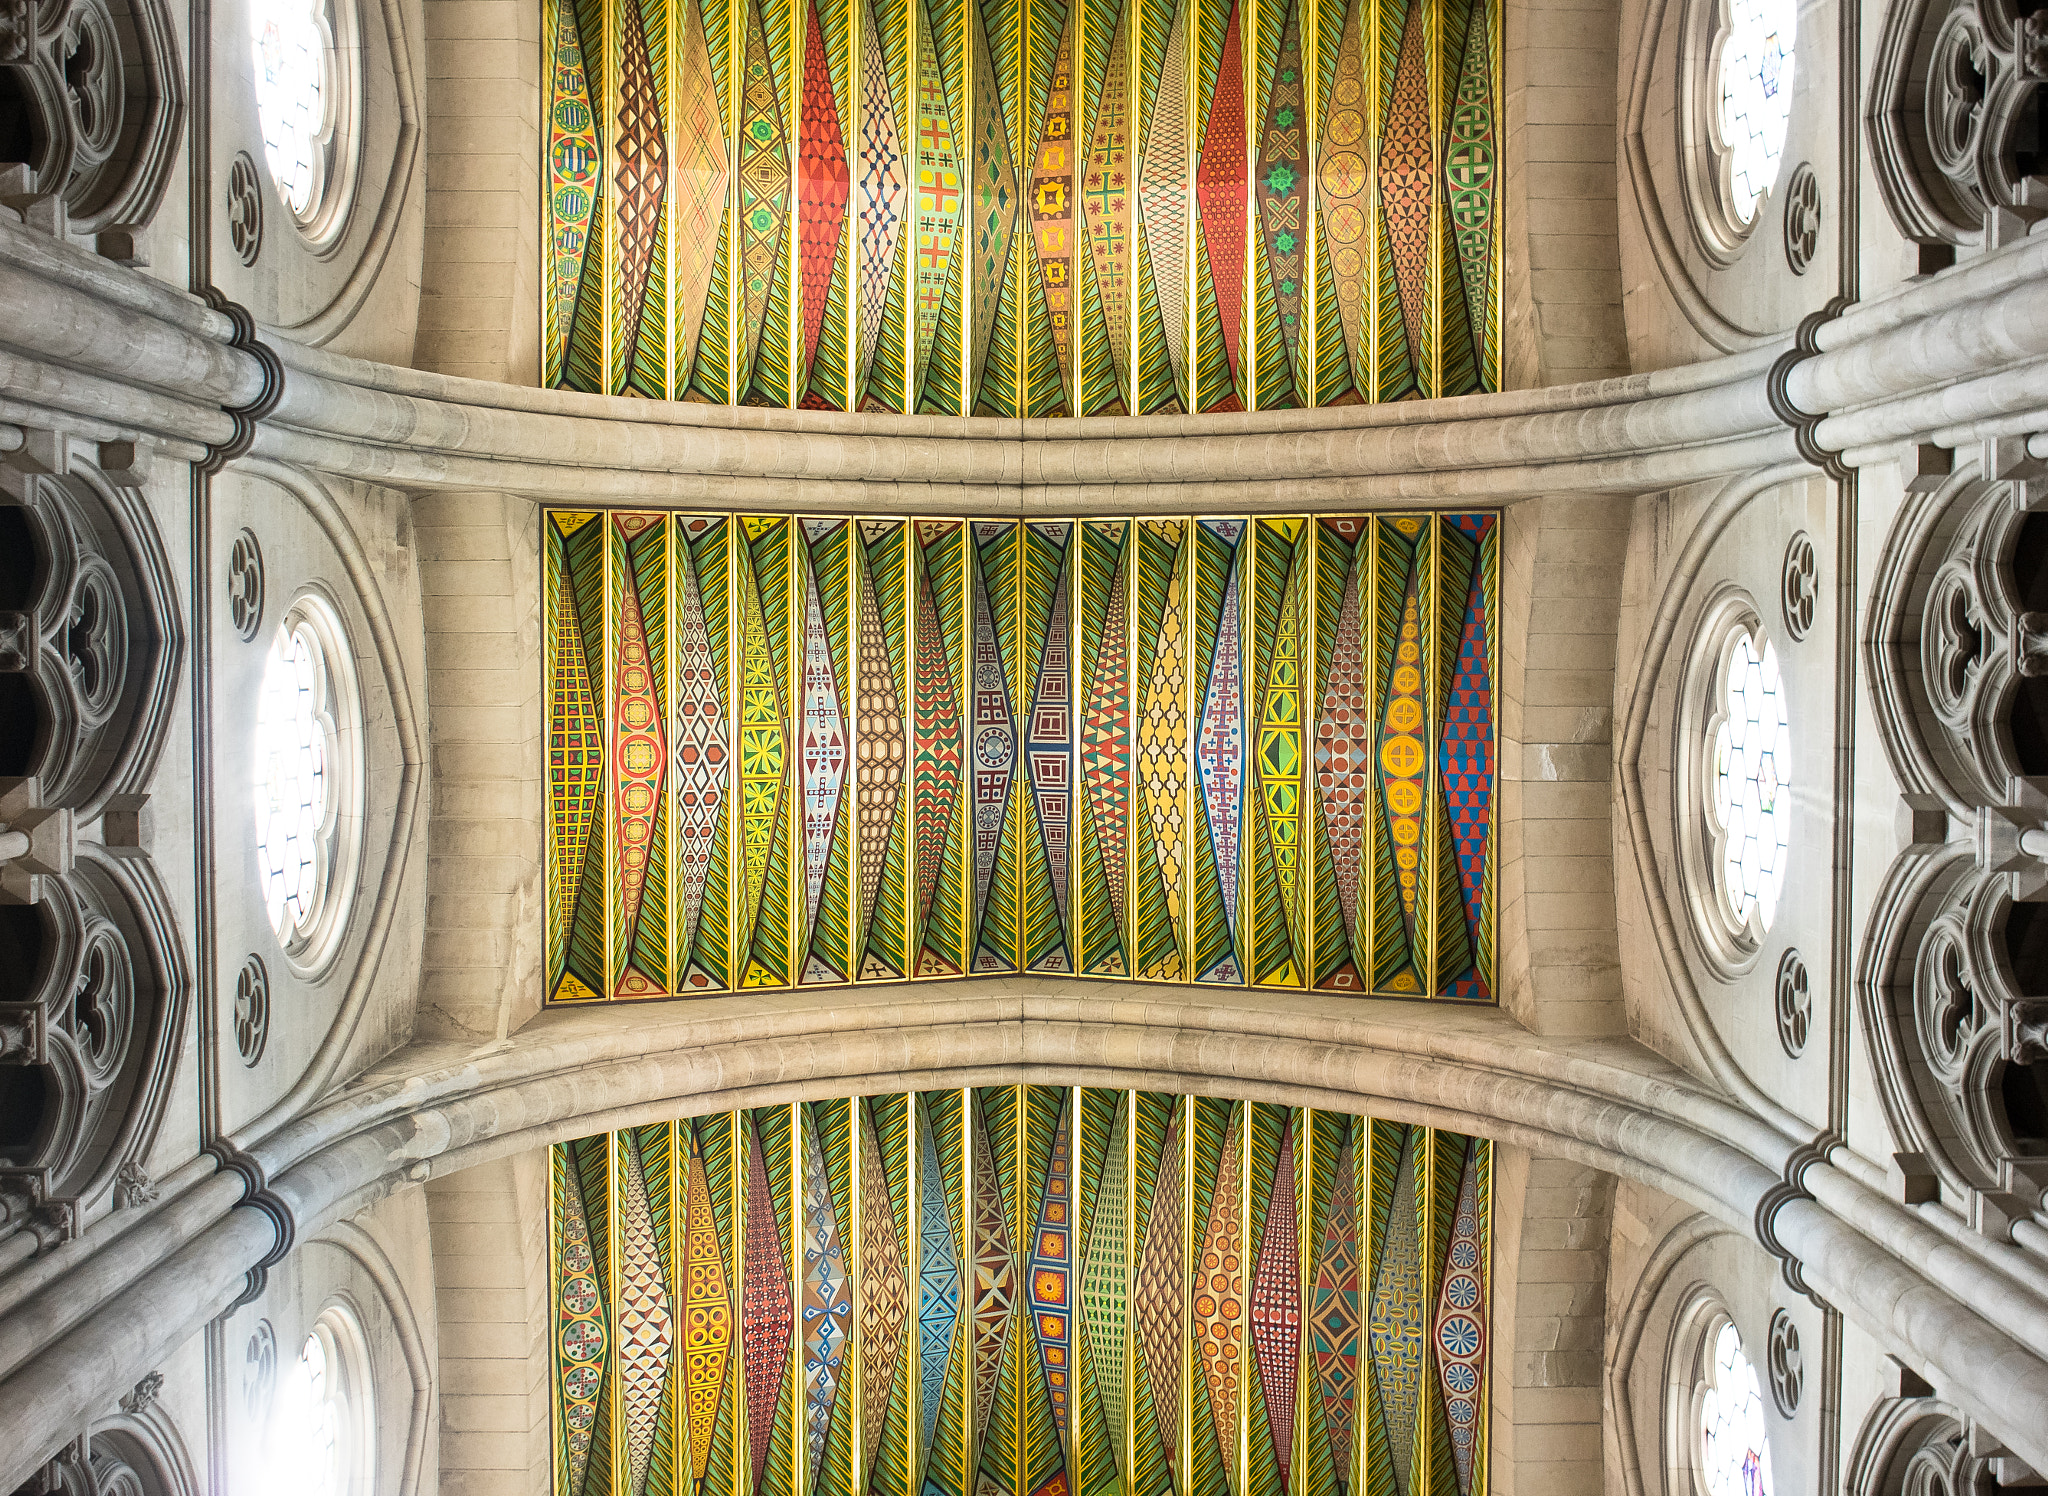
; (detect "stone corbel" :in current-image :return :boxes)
[1991,435,2048,511]
[0,778,74,905]
[0,1167,80,1253]
[0,1002,47,1064]
[2018,611,2048,676]
[1967,1419,2048,1487]
[117,1371,162,1416]
[0,163,68,238]
[2013,1000,2048,1064]
[0,0,35,62]
[1975,777,2048,898]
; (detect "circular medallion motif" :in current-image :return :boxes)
[1438,1314,1481,1359]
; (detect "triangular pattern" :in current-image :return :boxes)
[618,1134,675,1496]
[1310,1135,1360,1492]
[1080,1100,1128,1456]
[861,1108,910,1474]
[1195,0,1248,404]
[919,1107,963,1456]
[802,1110,853,1474]
[744,1122,794,1492]
[970,1102,1018,1445]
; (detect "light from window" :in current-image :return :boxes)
[1713,629,1790,932]
[254,616,332,942]
[1700,1321,1774,1496]
[250,0,331,218]
[1717,0,1794,223]
[267,1311,369,1496]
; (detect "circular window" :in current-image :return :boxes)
[267,1304,375,1496]
[252,593,361,975]
[1681,596,1793,970]
[1698,1320,1774,1496]
[248,0,358,245]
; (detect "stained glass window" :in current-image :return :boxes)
[1716,0,1794,224]
[544,512,1498,1004]
[1700,1321,1773,1496]
[1711,629,1790,933]
[255,616,332,939]
[549,1090,1494,1496]
[541,0,1502,410]
[254,596,359,968]
[251,0,333,219]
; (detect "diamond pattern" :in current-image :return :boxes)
[1249,1123,1299,1489]
[619,1135,675,1496]
[611,0,669,353]
[1134,1109,1183,1471]
[675,538,728,983]
[798,0,852,381]
[857,0,909,383]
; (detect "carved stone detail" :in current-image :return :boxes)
[1767,1308,1803,1416]
[0,431,184,1225]
[1846,1399,2004,1496]
[1864,454,2048,1235]
[0,445,182,821]
[1782,162,1822,274]
[0,0,182,242]
[1776,947,1812,1056]
[1869,0,2048,250]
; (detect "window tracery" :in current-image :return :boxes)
[248,0,357,244]
[267,1305,374,1496]
[1713,0,1796,225]
[1711,628,1792,933]
[1680,594,1790,971]
[253,594,360,975]
[0,443,184,1251]
[1863,450,2048,1238]
[1699,1321,1775,1496]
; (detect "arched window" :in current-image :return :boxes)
[1699,1320,1774,1496]
[253,593,361,975]
[248,0,357,242]
[268,1303,376,1496]
[1710,626,1792,934]
[1713,0,1796,225]
[1682,595,1793,971]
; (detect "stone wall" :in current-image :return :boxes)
[427,1152,555,1496]
[414,489,546,1043]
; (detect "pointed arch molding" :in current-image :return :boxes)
[4,981,2048,1491]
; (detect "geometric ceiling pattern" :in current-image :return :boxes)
[545,511,1496,1003]
[542,0,1500,410]
[551,1090,1493,1496]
